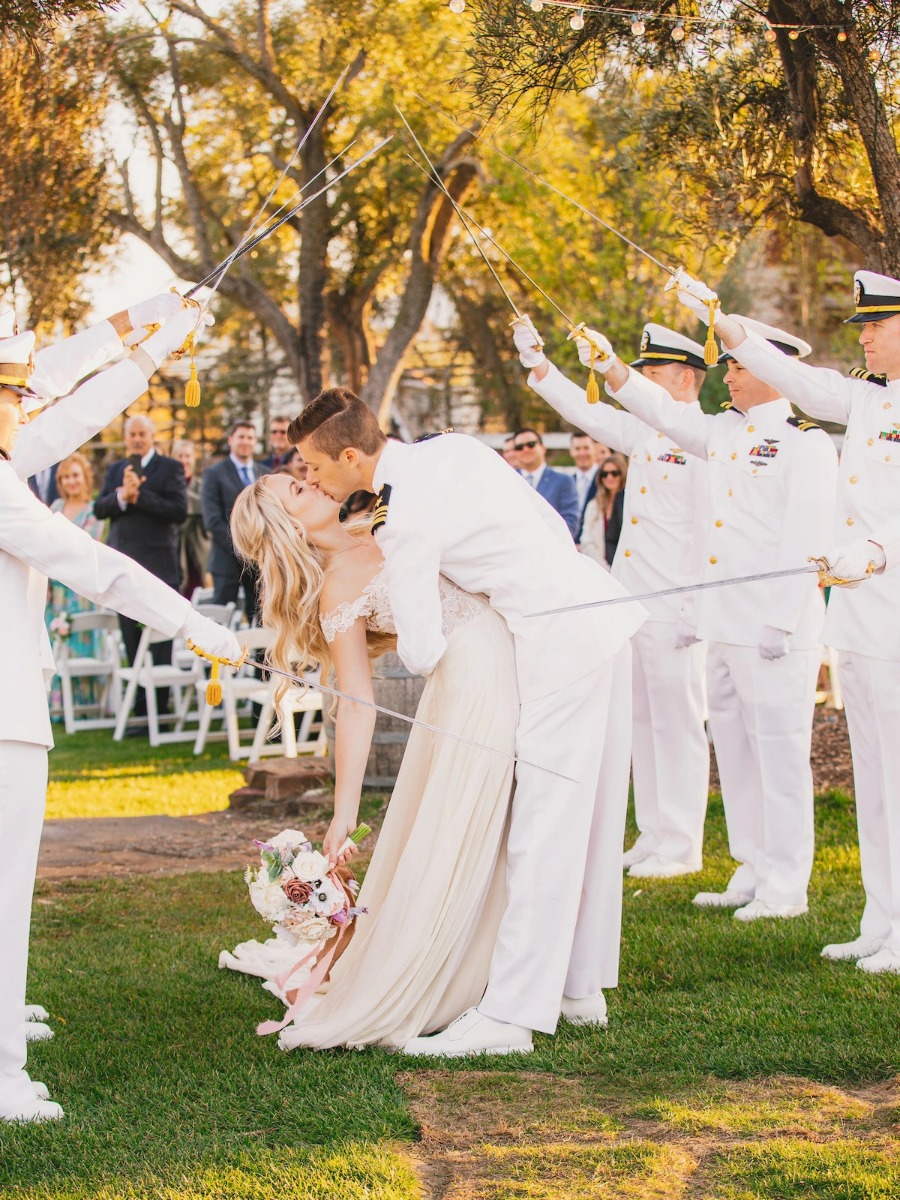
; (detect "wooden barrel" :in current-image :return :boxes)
[364,652,426,788]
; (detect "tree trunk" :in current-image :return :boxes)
[360,129,480,427]
[296,117,329,402]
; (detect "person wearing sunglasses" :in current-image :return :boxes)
[513,428,580,539]
[512,317,712,884]
[580,454,629,568]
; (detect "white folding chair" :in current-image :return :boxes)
[193,626,273,758]
[190,586,215,606]
[113,626,205,745]
[820,645,844,710]
[248,678,327,760]
[54,610,123,733]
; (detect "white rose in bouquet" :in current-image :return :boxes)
[247,871,292,923]
[269,829,312,855]
[292,850,330,883]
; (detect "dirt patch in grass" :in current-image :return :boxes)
[399,1071,899,1199]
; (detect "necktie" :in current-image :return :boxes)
[526,473,536,488]
[239,465,253,488]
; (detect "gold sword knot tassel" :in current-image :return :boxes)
[705,297,720,367]
[186,639,248,705]
[568,322,606,404]
[809,555,877,589]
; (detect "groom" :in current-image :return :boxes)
[291,389,646,1056]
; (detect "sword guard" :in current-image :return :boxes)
[186,639,249,707]
[809,554,876,588]
[567,322,609,362]
[508,312,544,351]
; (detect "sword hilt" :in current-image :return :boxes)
[186,639,248,706]
[809,554,877,589]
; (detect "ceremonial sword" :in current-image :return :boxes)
[525,557,866,618]
[186,642,577,783]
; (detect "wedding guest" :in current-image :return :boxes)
[501,436,519,468]
[45,452,107,715]
[278,446,308,482]
[580,453,628,568]
[260,416,292,471]
[173,439,210,599]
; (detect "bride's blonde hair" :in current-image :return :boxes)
[230,478,394,711]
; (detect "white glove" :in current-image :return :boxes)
[179,610,241,662]
[511,315,546,369]
[758,626,790,661]
[823,539,886,587]
[664,269,719,324]
[674,619,700,650]
[127,291,185,332]
[140,306,214,369]
[571,328,617,374]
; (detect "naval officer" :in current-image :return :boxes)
[568,315,837,922]
[512,317,711,879]
[0,304,240,1123]
[675,269,900,973]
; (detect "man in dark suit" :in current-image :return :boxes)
[570,430,599,543]
[94,414,188,719]
[28,463,58,505]
[514,427,580,539]
[259,415,291,472]
[201,420,268,619]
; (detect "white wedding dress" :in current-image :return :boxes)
[221,568,518,1050]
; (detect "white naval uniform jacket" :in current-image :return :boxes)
[612,369,838,649]
[529,362,709,625]
[371,435,646,702]
[2,341,191,749]
[733,332,900,661]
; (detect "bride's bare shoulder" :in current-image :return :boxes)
[319,551,383,616]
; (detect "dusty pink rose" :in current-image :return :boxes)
[283,878,313,904]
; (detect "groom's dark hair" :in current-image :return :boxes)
[289,387,387,460]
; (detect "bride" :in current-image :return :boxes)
[225,473,519,1050]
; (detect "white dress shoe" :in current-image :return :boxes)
[402,1007,533,1057]
[0,1097,64,1123]
[25,1004,49,1022]
[734,899,808,922]
[622,842,652,869]
[560,992,608,1027]
[856,946,900,975]
[628,854,702,879]
[822,936,884,961]
[692,889,754,909]
[24,1021,54,1043]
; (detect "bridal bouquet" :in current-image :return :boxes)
[246,825,370,947]
[246,825,371,1036]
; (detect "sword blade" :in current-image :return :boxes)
[412,90,678,279]
[238,658,577,782]
[396,106,574,326]
[526,563,821,618]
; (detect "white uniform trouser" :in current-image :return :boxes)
[0,741,47,1105]
[840,652,900,952]
[706,643,819,908]
[629,621,709,866]
[480,644,632,1034]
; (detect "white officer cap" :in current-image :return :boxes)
[845,270,900,324]
[0,331,43,413]
[630,323,708,371]
[720,315,811,362]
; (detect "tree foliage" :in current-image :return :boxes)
[468,1,900,273]
[0,23,116,327]
[0,0,114,45]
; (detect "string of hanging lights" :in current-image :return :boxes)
[445,0,853,43]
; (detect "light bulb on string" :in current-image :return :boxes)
[631,17,645,36]
[788,27,800,40]
[671,19,686,42]
[570,6,585,30]
[837,30,848,42]
[764,24,777,42]
[449,0,465,12]
[529,0,544,9]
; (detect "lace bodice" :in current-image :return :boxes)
[320,566,488,644]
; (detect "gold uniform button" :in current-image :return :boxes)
[887,455,893,462]
[731,452,737,460]
[728,489,733,497]
[847,517,854,526]
[710,451,716,458]
[663,473,669,480]
[624,549,632,557]
[715,520,723,527]
[747,425,755,433]
[884,402,892,410]
[849,475,858,484]
[868,438,874,445]
[631,517,638,525]
[646,454,652,462]
[709,556,718,565]
[640,486,647,494]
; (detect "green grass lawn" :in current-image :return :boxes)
[1,735,896,1198]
